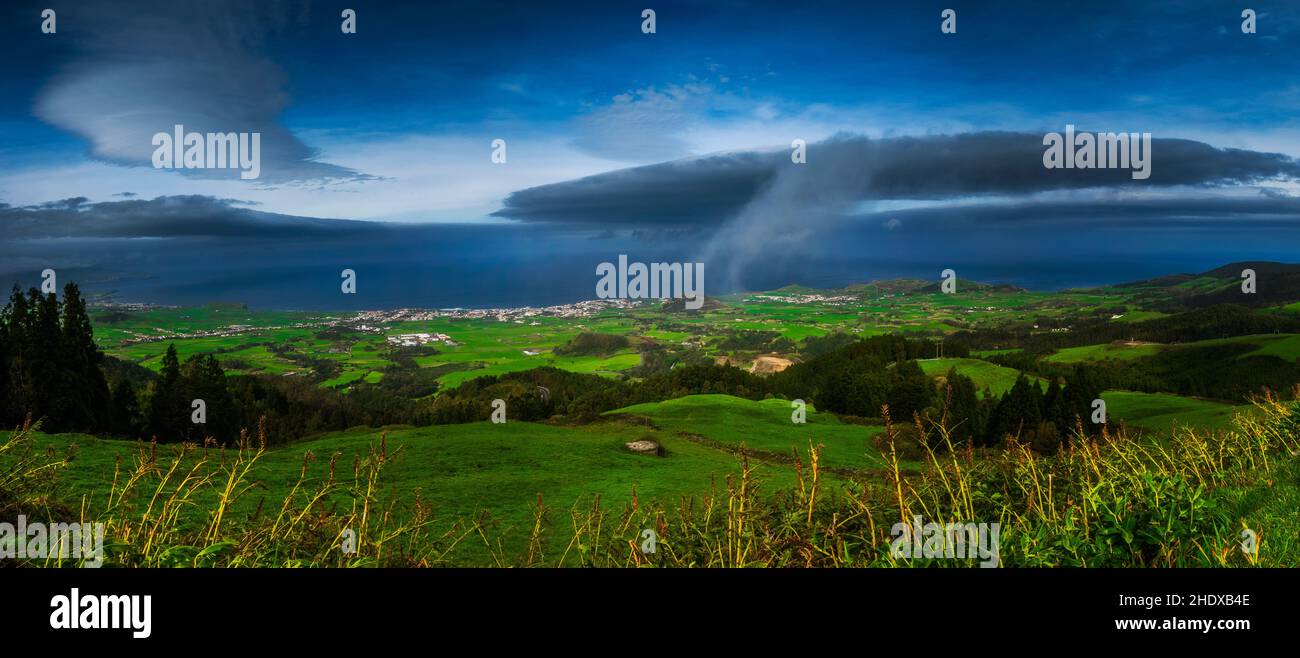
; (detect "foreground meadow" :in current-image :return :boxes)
[5,391,1296,567]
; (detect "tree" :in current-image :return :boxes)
[181,353,233,440]
[59,283,111,430]
[28,289,63,425]
[1039,377,1067,448]
[944,367,984,444]
[985,375,1042,446]
[888,359,936,422]
[1063,364,1104,436]
[0,283,113,432]
[0,296,9,424]
[110,379,141,437]
[147,344,186,440]
[2,287,35,424]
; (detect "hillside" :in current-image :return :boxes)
[1102,390,1248,433]
[11,393,1299,568]
[23,394,896,562]
[607,394,888,471]
[918,357,1043,397]
[1113,261,1300,309]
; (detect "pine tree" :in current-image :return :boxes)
[1041,377,1067,444]
[985,375,1042,446]
[59,283,111,430]
[110,379,141,437]
[147,344,186,440]
[0,296,9,425]
[888,359,936,421]
[2,286,31,423]
[0,283,113,431]
[182,353,232,440]
[1063,364,1104,436]
[27,289,63,427]
[944,367,983,444]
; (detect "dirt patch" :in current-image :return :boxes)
[749,355,794,374]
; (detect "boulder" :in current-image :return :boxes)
[624,439,663,456]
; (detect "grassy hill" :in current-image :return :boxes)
[1241,334,1300,361]
[917,357,1043,397]
[11,392,1300,567]
[31,418,793,563]
[607,394,888,472]
[23,394,896,563]
[1102,390,1249,433]
[1047,341,1164,363]
[1046,333,1300,365]
[1113,261,1300,309]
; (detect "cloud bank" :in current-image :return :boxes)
[494,131,1300,288]
[33,0,368,184]
[495,132,1300,225]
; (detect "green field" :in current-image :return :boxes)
[1102,390,1248,433]
[92,282,1171,397]
[1241,334,1300,361]
[918,358,1042,397]
[1046,334,1300,366]
[85,287,1290,448]
[608,394,890,471]
[82,286,1300,453]
[1169,333,1294,353]
[28,393,902,561]
[1047,342,1164,363]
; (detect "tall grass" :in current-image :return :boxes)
[3,391,1298,567]
[560,390,1300,568]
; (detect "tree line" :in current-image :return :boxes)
[1,284,111,432]
[1,284,424,443]
[952,304,1300,354]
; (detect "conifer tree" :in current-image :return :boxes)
[59,283,111,430]
[110,379,141,437]
[985,375,1043,445]
[0,296,9,424]
[27,289,63,425]
[888,359,936,421]
[147,344,186,440]
[182,353,232,440]
[1041,377,1067,442]
[944,367,983,444]
[1063,364,1104,435]
[2,286,31,423]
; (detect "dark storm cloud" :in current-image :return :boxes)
[0,195,382,240]
[494,132,1300,225]
[495,150,779,226]
[3,191,1297,309]
[864,194,1300,231]
[0,194,663,310]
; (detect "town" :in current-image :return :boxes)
[108,298,645,346]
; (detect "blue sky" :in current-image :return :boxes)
[2,1,1300,307]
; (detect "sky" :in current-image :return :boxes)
[2,0,1300,308]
